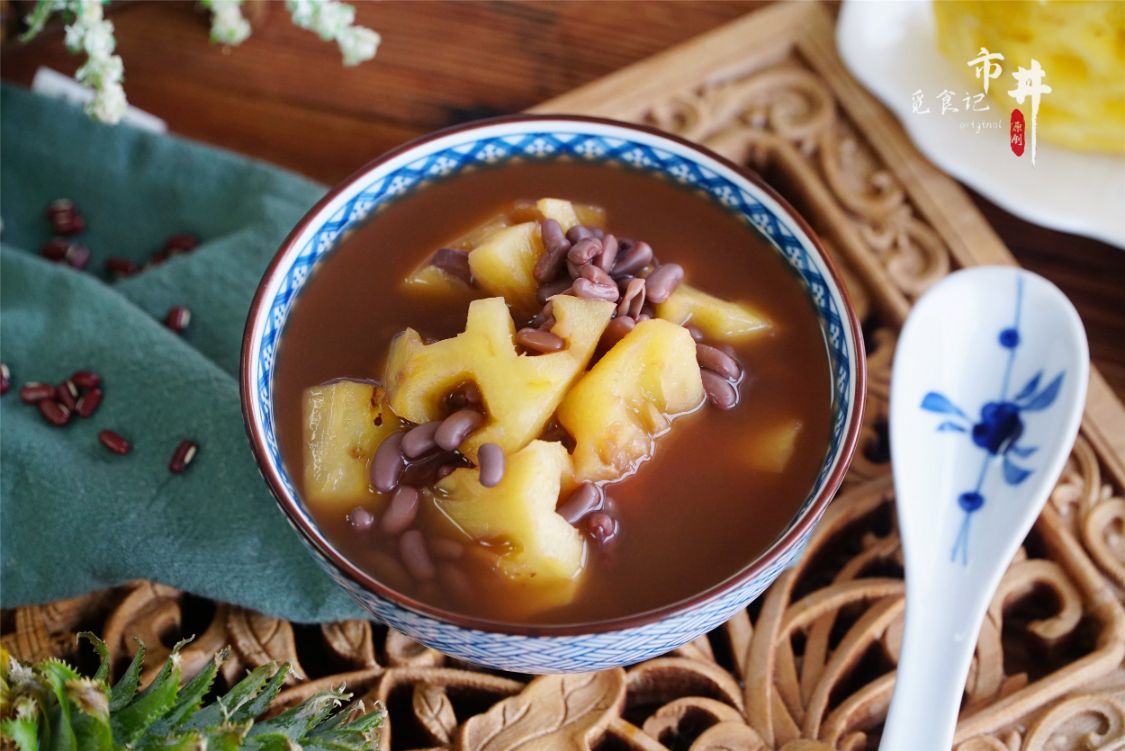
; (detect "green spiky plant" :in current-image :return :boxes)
[0,634,384,750]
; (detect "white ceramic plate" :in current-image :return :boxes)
[837,0,1125,248]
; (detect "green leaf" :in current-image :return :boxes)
[151,731,207,751]
[304,701,385,751]
[39,661,81,751]
[76,634,110,684]
[202,723,252,751]
[137,649,227,748]
[229,664,290,726]
[179,664,275,732]
[247,689,346,744]
[110,648,182,746]
[63,677,113,751]
[1,716,41,751]
[110,640,146,712]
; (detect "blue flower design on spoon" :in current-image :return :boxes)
[920,276,1065,565]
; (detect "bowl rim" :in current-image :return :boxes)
[240,113,867,637]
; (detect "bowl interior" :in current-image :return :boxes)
[245,117,862,629]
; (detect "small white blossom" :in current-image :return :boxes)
[337,25,380,66]
[286,0,379,64]
[207,0,252,45]
[88,80,127,124]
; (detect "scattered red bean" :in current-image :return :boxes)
[568,237,602,265]
[579,263,614,287]
[685,324,705,342]
[644,263,684,303]
[169,440,199,474]
[446,381,483,412]
[701,370,739,410]
[438,564,473,600]
[381,485,421,535]
[163,234,199,254]
[596,234,619,272]
[164,305,192,334]
[56,381,79,412]
[75,388,103,418]
[430,248,473,285]
[558,482,603,524]
[435,409,484,451]
[70,370,100,390]
[515,327,565,354]
[590,228,606,239]
[40,239,70,262]
[431,538,465,559]
[601,316,636,347]
[696,343,741,380]
[64,244,90,270]
[45,198,74,221]
[38,399,71,427]
[97,430,130,455]
[536,279,571,304]
[402,421,441,459]
[347,506,375,530]
[105,257,139,279]
[20,382,55,403]
[400,530,436,580]
[586,511,618,544]
[613,239,654,276]
[565,225,594,244]
[47,199,85,236]
[572,277,620,302]
[0,363,9,395]
[371,431,406,492]
[534,219,570,282]
[477,442,505,488]
[617,277,646,318]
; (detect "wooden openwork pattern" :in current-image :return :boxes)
[5,4,1123,750]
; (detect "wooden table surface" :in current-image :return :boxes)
[3,0,1123,398]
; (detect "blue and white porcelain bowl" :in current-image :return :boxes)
[241,116,866,674]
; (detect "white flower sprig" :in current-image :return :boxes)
[20,0,381,125]
[284,0,381,67]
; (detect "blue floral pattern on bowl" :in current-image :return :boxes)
[920,275,1065,565]
[244,120,863,673]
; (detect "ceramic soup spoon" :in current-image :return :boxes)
[881,267,1088,750]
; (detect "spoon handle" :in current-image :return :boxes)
[880,575,993,751]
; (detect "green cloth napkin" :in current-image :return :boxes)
[0,84,366,622]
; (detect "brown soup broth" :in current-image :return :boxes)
[273,160,832,625]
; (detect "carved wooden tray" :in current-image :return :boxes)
[5,4,1124,750]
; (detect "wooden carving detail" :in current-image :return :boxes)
[645,67,950,306]
[4,7,1124,751]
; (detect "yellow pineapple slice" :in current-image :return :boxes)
[747,418,803,473]
[558,318,705,482]
[401,265,473,300]
[303,380,400,509]
[467,222,543,312]
[655,284,771,344]
[384,295,614,460]
[434,440,583,596]
[574,203,607,228]
[536,198,581,233]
